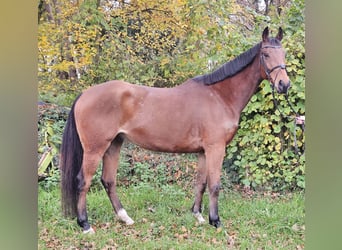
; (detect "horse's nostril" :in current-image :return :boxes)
[277,80,290,94]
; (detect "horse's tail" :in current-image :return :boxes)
[60,94,83,218]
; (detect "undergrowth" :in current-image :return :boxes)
[38,183,304,249]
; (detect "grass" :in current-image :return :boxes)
[38,183,304,249]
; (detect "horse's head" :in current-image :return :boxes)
[260,27,290,94]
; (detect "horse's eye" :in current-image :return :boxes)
[263,53,270,58]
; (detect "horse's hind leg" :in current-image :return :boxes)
[192,152,207,224]
[77,152,102,233]
[101,136,134,225]
[206,146,226,228]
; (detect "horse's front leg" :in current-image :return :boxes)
[206,146,225,228]
[192,152,207,224]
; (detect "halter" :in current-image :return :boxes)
[260,45,304,156]
[260,45,286,83]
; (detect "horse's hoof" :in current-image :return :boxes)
[83,227,95,234]
[117,209,135,225]
[209,217,221,228]
[125,218,135,226]
[193,212,206,224]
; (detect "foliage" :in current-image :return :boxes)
[38,0,305,191]
[224,0,305,191]
[38,102,68,183]
[38,0,190,95]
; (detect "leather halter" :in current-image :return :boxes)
[260,45,304,156]
[260,45,286,83]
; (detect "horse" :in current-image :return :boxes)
[60,27,290,233]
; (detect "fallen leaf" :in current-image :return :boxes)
[227,234,236,248]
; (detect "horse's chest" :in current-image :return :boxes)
[212,112,239,141]
[223,117,239,133]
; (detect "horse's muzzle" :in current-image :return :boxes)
[277,80,291,94]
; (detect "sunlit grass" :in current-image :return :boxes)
[38,184,304,249]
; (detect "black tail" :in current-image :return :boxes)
[60,94,83,218]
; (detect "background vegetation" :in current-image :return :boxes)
[38,0,305,192]
[38,0,304,248]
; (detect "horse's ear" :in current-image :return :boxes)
[276,27,283,41]
[262,27,269,42]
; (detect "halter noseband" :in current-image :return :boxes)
[260,45,304,156]
[260,45,286,83]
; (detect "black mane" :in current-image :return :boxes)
[192,42,262,85]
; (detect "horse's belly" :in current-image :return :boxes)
[121,125,203,153]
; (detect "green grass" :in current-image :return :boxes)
[38,183,304,249]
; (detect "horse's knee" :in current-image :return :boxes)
[101,178,114,191]
[76,170,85,189]
[198,182,207,193]
[209,184,220,196]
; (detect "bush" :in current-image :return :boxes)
[38,102,68,183]
[222,0,305,191]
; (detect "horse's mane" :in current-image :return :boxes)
[192,42,263,85]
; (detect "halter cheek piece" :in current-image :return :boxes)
[260,45,286,85]
[261,45,303,156]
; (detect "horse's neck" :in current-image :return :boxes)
[211,56,263,115]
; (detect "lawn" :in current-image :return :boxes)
[38,183,304,249]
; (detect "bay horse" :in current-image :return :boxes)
[60,27,290,233]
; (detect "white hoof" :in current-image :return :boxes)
[83,227,95,234]
[193,212,206,224]
[117,209,134,225]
